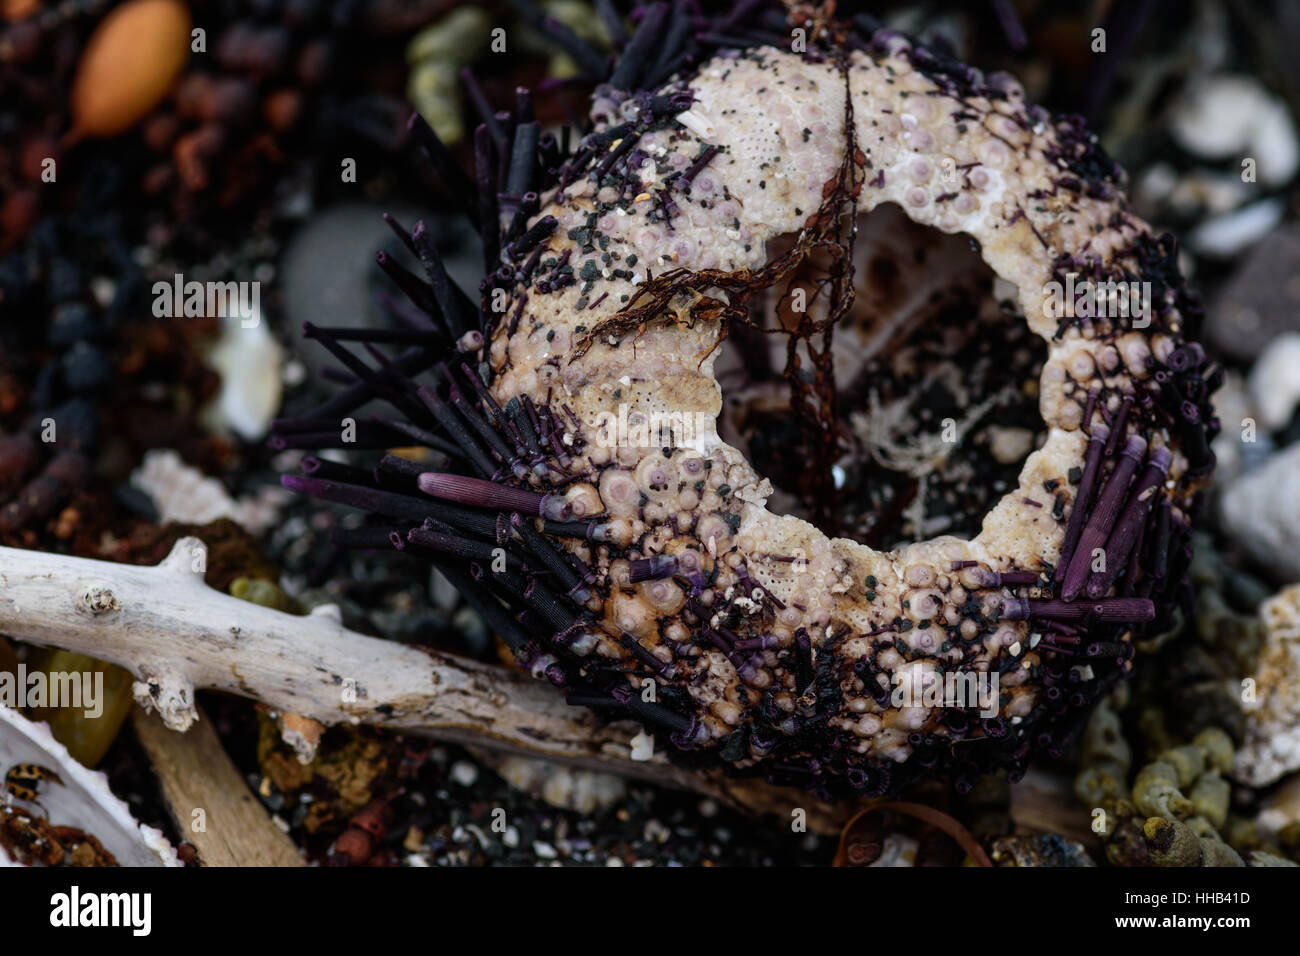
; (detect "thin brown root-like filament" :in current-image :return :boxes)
[833,800,994,867]
[572,53,866,535]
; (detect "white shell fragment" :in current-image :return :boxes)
[1170,74,1299,187]
[1235,584,1300,786]
[130,448,284,535]
[202,310,284,441]
[0,706,180,867]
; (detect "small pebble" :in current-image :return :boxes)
[1247,332,1300,430]
[450,761,479,788]
[1208,226,1300,360]
[1190,198,1285,259]
[1170,74,1299,187]
[1219,443,1300,582]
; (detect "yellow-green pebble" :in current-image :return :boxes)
[405,7,491,144]
[28,650,135,767]
[230,576,300,614]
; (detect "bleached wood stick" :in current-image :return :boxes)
[0,538,849,832]
[131,704,304,867]
[0,537,663,770]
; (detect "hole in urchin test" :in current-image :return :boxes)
[715,203,1048,547]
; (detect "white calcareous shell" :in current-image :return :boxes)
[1234,584,1300,786]
[0,706,180,866]
[495,755,626,815]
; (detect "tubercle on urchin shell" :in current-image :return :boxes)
[275,2,1217,799]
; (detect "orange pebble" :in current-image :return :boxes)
[263,88,301,133]
[69,0,192,140]
[2,0,41,23]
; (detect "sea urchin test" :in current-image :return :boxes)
[278,6,1217,799]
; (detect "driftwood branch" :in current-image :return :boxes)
[0,539,849,832]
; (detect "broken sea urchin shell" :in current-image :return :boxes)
[279,6,1216,799]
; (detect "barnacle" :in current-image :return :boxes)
[279,3,1217,799]
[1075,686,1297,867]
[1084,724,1248,867]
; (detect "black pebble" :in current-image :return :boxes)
[115,484,159,521]
[47,397,102,454]
[48,257,84,303]
[61,340,112,392]
[49,301,97,347]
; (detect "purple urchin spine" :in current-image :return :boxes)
[1085,446,1173,598]
[416,471,572,521]
[1055,423,1109,584]
[1061,434,1147,600]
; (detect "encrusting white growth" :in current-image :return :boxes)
[131,448,284,535]
[1236,584,1300,787]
